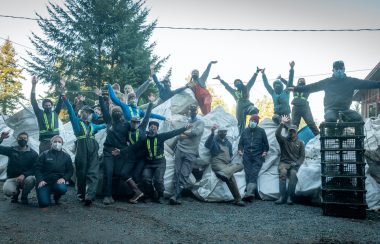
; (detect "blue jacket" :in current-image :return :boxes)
[263,68,294,115]
[64,97,106,137]
[107,84,166,121]
[205,133,233,158]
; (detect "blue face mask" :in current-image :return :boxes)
[235,83,243,89]
[249,121,257,129]
[333,69,346,79]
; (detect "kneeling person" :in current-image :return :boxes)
[142,121,191,203]
[35,136,74,208]
[205,125,245,206]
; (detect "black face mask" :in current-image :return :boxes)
[44,108,52,113]
[148,128,157,137]
[218,132,227,140]
[192,74,199,80]
[18,139,27,147]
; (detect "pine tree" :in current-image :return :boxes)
[0,39,25,115]
[26,0,167,101]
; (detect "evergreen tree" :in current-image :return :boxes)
[26,0,167,101]
[0,39,25,115]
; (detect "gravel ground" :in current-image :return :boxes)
[0,183,379,244]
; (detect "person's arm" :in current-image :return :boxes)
[275,123,286,143]
[238,132,244,152]
[99,96,111,124]
[287,68,294,88]
[92,123,107,134]
[35,153,45,183]
[63,96,81,134]
[280,78,288,86]
[140,102,154,130]
[152,74,164,89]
[31,84,42,115]
[246,71,259,92]
[262,73,274,95]
[54,95,64,114]
[296,142,305,166]
[220,79,237,99]
[135,79,151,98]
[184,121,205,138]
[262,130,269,152]
[146,111,166,121]
[353,78,380,90]
[107,84,124,107]
[63,155,74,182]
[171,86,188,96]
[0,145,12,157]
[160,127,188,141]
[204,133,215,149]
[198,61,216,88]
[294,79,325,93]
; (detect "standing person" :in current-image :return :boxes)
[107,83,166,122]
[262,61,295,124]
[0,132,37,204]
[63,95,106,206]
[142,122,192,203]
[213,67,261,134]
[289,60,380,123]
[275,115,305,205]
[170,105,205,205]
[238,114,269,202]
[205,125,245,206]
[151,65,190,104]
[35,135,73,208]
[110,95,156,204]
[290,78,320,136]
[31,76,65,153]
[188,61,217,115]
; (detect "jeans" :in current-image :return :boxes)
[37,183,68,207]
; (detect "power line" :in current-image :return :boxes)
[1,14,380,32]
[0,36,35,51]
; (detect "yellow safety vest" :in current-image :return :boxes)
[76,121,95,140]
[146,137,164,160]
[40,112,59,134]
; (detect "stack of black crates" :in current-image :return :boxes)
[320,122,366,219]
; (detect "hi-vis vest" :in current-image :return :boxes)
[129,106,140,118]
[293,92,307,100]
[146,137,164,160]
[128,130,140,145]
[76,121,95,140]
[235,90,244,101]
[39,112,59,135]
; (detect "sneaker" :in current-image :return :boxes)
[103,196,114,205]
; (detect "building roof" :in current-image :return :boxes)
[353,62,380,101]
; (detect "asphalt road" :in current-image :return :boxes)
[0,184,379,244]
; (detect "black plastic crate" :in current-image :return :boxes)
[321,150,364,163]
[322,203,366,219]
[321,176,366,190]
[320,122,364,137]
[322,189,366,204]
[321,162,365,176]
[320,137,364,150]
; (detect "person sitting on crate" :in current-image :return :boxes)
[288,61,380,124]
[275,115,305,205]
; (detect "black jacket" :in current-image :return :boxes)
[35,149,74,184]
[0,145,38,179]
[238,127,269,156]
[294,76,380,112]
[144,127,187,164]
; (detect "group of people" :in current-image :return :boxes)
[2,59,380,208]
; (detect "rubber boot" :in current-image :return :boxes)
[127,178,144,204]
[287,172,298,205]
[227,177,245,207]
[275,180,287,204]
[242,183,256,202]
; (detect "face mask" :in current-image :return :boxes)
[218,132,227,140]
[129,100,137,106]
[235,83,243,89]
[44,108,52,113]
[130,122,139,129]
[52,142,63,151]
[92,112,99,120]
[192,74,199,80]
[333,69,346,79]
[148,128,156,137]
[17,139,27,147]
[249,121,257,129]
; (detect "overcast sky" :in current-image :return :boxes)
[1,0,380,121]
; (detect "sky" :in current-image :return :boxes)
[1,0,380,121]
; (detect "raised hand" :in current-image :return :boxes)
[0,131,10,140]
[94,88,102,96]
[261,68,266,74]
[148,93,156,102]
[281,115,291,124]
[290,61,295,68]
[211,124,219,133]
[210,61,218,65]
[212,75,221,81]
[256,67,262,73]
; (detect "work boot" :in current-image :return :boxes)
[275,180,287,205]
[103,196,115,205]
[152,191,163,204]
[169,195,181,205]
[126,178,144,204]
[242,183,256,202]
[20,195,28,205]
[227,177,245,207]
[287,173,297,205]
[54,195,62,205]
[11,194,19,203]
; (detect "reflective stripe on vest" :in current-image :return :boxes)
[294,92,307,100]
[129,130,139,145]
[76,121,95,140]
[40,112,59,133]
[129,106,139,118]
[146,137,164,160]
[235,91,243,101]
